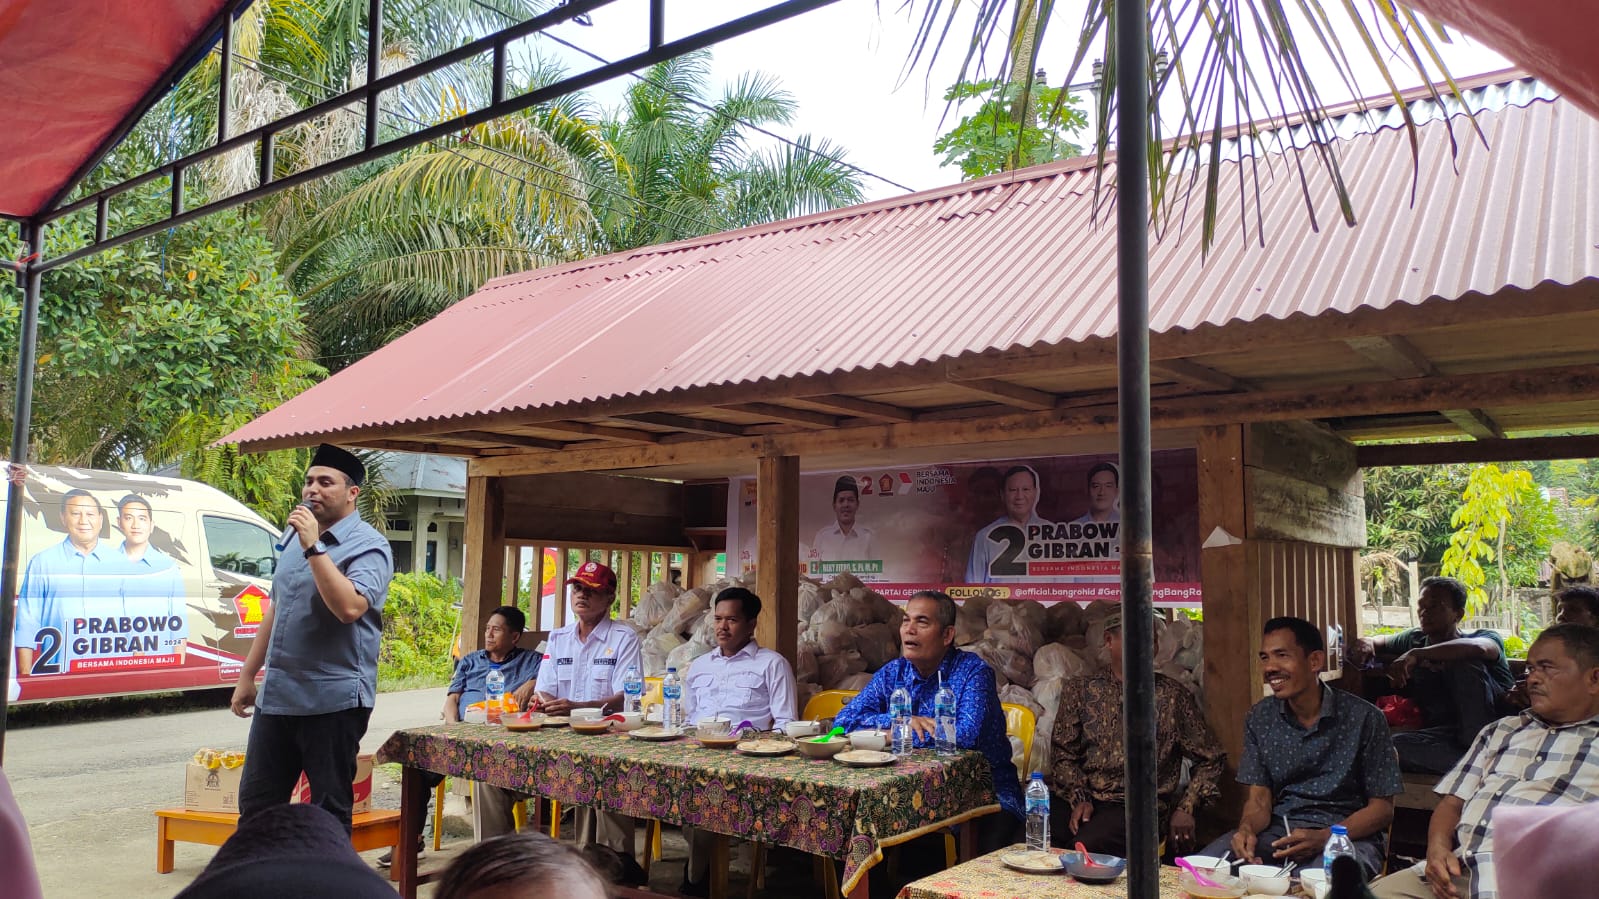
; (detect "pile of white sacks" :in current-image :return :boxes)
[618,572,1204,774]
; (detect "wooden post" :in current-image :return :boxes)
[617,551,633,611]
[529,545,544,630]
[755,455,800,670]
[505,545,521,609]
[1196,425,1255,821]
[553,547,569,628]
[462,475,506,653]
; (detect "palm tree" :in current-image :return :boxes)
[595,51,866,250]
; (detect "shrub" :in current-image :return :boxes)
[380,572,460,688]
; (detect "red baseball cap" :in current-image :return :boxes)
[566,561,617,591]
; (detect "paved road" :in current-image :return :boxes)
[7,687,443,898]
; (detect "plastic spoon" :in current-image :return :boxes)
[1074,843,1105,868]
[1175,858,1223,888]
[811,726,845,744]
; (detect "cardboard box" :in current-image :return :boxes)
[291,753,374,815]
[184,761,244,813]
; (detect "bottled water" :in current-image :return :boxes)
[484,664,505,724]
[662,667,682,729]
[1323,824,1356,881]
[934,678,957,756]
[889,687,913,755]
[1025,773,1051,851]
[623,664,644,713]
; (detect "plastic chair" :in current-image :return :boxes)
[1000,702,1037,777]
[432,779,447,850]
[803,689,859,722]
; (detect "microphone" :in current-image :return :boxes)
[275,502,311,552]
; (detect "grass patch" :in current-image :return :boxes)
[379,671,451,693]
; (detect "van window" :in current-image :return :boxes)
[205,516,277,578]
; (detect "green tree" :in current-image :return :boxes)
[933,78,1086,179]
[1441,465,1537,615]
[1363,464,1470,568]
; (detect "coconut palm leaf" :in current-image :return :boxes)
[900,0,1480,253]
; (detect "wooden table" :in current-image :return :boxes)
[153,807,400,873]
[378,724,1003,899]
[897,846,1187,899]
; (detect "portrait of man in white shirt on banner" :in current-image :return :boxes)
[812,475,875,563]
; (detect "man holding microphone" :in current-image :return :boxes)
[231,445,394,832]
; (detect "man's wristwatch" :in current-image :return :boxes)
[304,540,329,559]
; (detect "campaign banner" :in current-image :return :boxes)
[729,450,1202,606]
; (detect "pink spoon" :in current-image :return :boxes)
[1175,857,1222,888]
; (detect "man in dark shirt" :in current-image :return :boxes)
[1048,610,1225,856]
[1200,616,1402,880]
[1348,576,1512,774]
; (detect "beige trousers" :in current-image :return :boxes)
[1369,863,1474,899]
[470,782,530,842]
[575,806,637,856]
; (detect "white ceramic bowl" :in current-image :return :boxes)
[1298,868,1329,899]
[697,716,733,738]
[1239,864,1292,895]
[848,730,889,751]
[783,720,822,738]
[1179,855,1231,880]
[462,707,488,724]
[570,708,603,722]
[613,711,644,732]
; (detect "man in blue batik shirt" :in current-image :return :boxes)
[834,590,1024,851]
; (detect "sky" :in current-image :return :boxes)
[531,0,1514,201]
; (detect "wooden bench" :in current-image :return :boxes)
[1395,772,1442,812]
[154,807,401,873]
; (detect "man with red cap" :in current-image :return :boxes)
[532,561,642,858]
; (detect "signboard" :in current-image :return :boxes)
[729,450,1201,605]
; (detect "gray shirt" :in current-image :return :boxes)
[1238,684,1403,827]
[258,511,393,715]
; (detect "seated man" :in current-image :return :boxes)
[1554,585,1599,628]
[678,587,797,896]
[451,605,542,840]
[833,590,1023,850]
[1348,576,1512,774]
[532,562,642,858]
[1048,610,1225,856]
[1200,616,1401,880]
[1369,624,1599,899]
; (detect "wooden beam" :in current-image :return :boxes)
[1440,409,1506,440]
[467,362,1599,478]
[946,378,1057,411]
[526,421,661,444]
[1345,334,1436,378]
[717,403,842,428]
[790,394,917,422]
[461,476,505,654]
[1152,359,1248,392]
[614,412,752,437]
[454,430,567,450]
[354,438,482,456]
[755,455,800,672]
[1358,434,1599,467]
[553,548,568,628]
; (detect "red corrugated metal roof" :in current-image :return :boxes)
[225,81,1599,448]
[0,1,235,219]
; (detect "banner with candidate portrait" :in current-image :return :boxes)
[728,450,1202,606]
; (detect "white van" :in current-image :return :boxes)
[4,462,281,704]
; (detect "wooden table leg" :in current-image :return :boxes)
[958,818,979,862]
[709,832,730,899]
[156,815,175,874]
[395,765,425,897]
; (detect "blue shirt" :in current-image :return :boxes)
[14,539,121,672]
[449,647,542,713]
[258,512,394,716]
[1237,684,1403,827]
[114,543,187,622]
[833,648,1025,820]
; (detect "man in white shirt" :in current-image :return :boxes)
[965,465,1050,584]
[812,476,875,563]
[1070,462,1121,525]
[532,561,642,858]
[679,587,797,896]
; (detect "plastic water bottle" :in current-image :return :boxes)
[484,664,505,724]
[889,687,913,755]
[662,667,682,729]
[934,677,957,756]
[1323,824,1356,880]
[1025,773,1051,850]
[623,664,644,713]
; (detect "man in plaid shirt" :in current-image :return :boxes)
[1370,624,1599,899]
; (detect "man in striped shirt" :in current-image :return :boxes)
[1370,624,1599,899]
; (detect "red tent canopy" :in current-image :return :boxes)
[1406,1,1599,121]
[0,0,238,220]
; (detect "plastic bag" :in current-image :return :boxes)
[998,684,1043,719]
[816,650,867,688]
[1045,601,1086,641]
[665,636,712,674]
[954,603,987,646]
[854,622,901,670]
[661,589,711,637]
[641,628,684,677]
[836,673,874,691]
[632,582,678,630]
[1032,643,1089,682]
[971,639,1035,688]
[795,647,819,684]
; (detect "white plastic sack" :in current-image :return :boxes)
[954,604,987,646]
[795,647,819,684]
[813,619,853,656]
[998,684,1043,719]
[661,589,711,637]
[798,581,825,623]
[1045,601,1086,641]
[972,639,1034,688]
[1033,644,1089,682]
[665,636,712,674]
[632,581,678,630]
[854,622,901,670]
[835,673,874,691]
[816,650,867,689]
[641,628,685,677]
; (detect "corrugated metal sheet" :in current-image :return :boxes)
[226,77,1599,446]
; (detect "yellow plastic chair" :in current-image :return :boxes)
[803,689,859,722]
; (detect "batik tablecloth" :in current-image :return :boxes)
[378,724,1002,894]
[897,846,1187,899]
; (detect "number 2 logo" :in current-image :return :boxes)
[29,627,63,675]
[988,526,1028,577]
